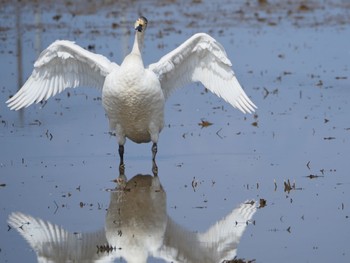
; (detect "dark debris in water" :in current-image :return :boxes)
[258,198,267,208]
[52,14,62,21]
[283,179,302,193]
[323,137,336,140]
[29,119,42,126]
[45,130,54,141]
[306,161,311,170]
[305,174,324,179]
[223,258,256,263]
[263,87,278,99]
[284,179,293,193]
[251,121,258,127]
[198,119,213,128]
[96,244,116,254]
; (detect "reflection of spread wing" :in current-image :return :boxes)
[198,201,257,261]
[8,212,111,263]
[156,201,256,263]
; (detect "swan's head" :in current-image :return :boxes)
[134,16,148,32]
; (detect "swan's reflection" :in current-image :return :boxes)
[8,173,256,263]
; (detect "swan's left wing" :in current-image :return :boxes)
[8,212,110,262]
[148,33,256,113]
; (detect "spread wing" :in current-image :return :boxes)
[8,212,110,262]
[198,200,257,261]
[148,33,256,113]
[6,40,119,110]
[155,201,257,262]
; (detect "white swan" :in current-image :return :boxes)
[6,16,256,165]
[8,174,257,263]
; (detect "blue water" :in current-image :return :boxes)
[0,1,349,262]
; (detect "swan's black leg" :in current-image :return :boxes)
[152,143,158,176]
[152,143,157,161]
[119,162,125,176]
[116,164,126,188]
[119,145,124,167]
[112,145,126,188]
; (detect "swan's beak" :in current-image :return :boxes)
[135,24,143,32]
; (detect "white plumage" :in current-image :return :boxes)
[8,174,257,263]
[6,16,256,164]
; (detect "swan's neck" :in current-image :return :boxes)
[131,31,144,55]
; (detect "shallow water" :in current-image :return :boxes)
[0,0,349,262]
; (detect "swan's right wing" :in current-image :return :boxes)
[8,212,110,262]
[148,33,256,114]
[6,40,119,110]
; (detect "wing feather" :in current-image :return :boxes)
[42,78,51,101]
[8,212,108,262]
[53,75,60,97]
[6,40,119,110]
[37,77,48,103]
[148,33,256,113]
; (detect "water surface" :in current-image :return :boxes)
[0,1,349,262]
